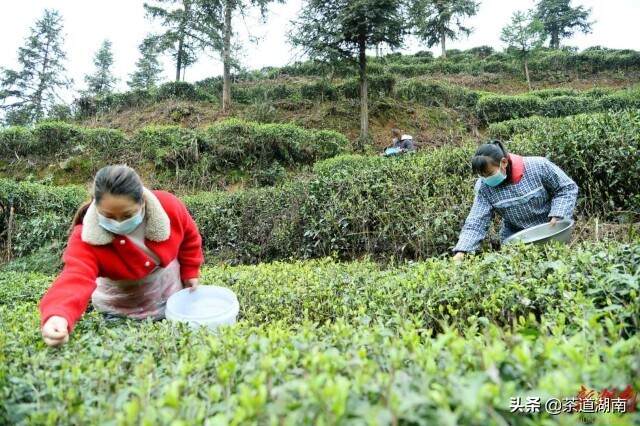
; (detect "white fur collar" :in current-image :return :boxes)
[81,188,171,245]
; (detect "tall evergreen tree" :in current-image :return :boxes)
[410,0,479,58]
[84,40,118,96]
[128,37,164,90]
[0,9,72,125]
[290,0,407,144]
[501,10,545,91]
[144,0,202,81]
[535,0,592,49]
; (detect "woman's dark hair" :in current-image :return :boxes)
[471,139,510,176]
[391,128,401,137]
[71,165,144,228]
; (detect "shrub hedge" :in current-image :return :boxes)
[488,116,551,140]
[185,149,474,264]
[476,87,640,123]
[509,111,640,218]
[1,240,638,424]
[0,119,349,189]
[136,119,348,172]
[476,95,545,123]
[0,121,129,160]
[0,179,86,259]
[263,47,640,79]
[395,79,483,108]
[74,82,213,118]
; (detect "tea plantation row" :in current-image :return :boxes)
[73,75,640,125]
[0,119,348,188]
[1,240,638,425]
[2,110,638,265]
[3,240,638,334]
[273,46,640,79]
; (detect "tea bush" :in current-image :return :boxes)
[476,88,640,123]
[0,179,86,259]
[509,111,640,218]
[476,95,546,123]
[490,110,640,218]
[0,121,128,160]
[299,80,338,101]
[395,79,482,108]
[73,89,154,119]
[0,119,349,189]
[538,95,597,118]
[337,74,396,99]
[197,240,640,334]
[186,148,476,263]
[1,240,638,424]
[155,81,212,102]
[197,119,348,168]
[488,116,552,140]
[73,82,213,118]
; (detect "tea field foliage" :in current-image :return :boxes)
[2,43,640,424]
[2,109,639,265]
[1,239,639,425]
[274,46,640,79]
[71,72,640,126]
[475,87,640,123]
[63,45,640,129]
[0,119,348,189]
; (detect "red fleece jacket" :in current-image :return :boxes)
[38,190,204,333]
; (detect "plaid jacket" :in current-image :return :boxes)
[453,156,579,253]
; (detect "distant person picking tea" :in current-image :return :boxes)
[39,165,204,347]
[382,128,416,156]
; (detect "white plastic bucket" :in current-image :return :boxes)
[165,286,239,330]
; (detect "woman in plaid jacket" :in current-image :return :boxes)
[452,140,578,261]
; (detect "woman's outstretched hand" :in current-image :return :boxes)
[42,315,69,347]
[183,278,200,293]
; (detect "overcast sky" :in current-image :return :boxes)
[0,0,638,101]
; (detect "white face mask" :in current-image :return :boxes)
[97,205,145,235]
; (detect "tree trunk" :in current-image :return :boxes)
[524,56,532,91]
[358,38,368,143]
[222,0,233,113]
[440,30,446,58]
[175,37,184,81]
[175,0,191,82]
[550,30,559,49]
[34,38,52,121]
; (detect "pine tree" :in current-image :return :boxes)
[144,0,203,81]
[84,40,118,96]
[410,0,479,58]
[290,0,407,144]
[128,37,164,90]
[0,9,72,125]
[535,0,592,49]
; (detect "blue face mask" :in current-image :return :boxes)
[97,205,145,235]
[482,168,507,187]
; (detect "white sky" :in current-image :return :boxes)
[0,0,639,101]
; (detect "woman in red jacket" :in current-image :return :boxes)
[39,165,204,347]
